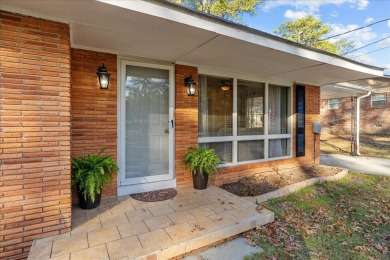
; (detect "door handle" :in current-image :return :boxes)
[171,120,174,128]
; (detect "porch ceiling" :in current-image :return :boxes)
[1,0,384,88]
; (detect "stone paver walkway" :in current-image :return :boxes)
[28,186,274,260]
[184,237,262,260]
[321,154,390,176]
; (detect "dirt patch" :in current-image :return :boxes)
[320,133,390,159]
[220,165,341,197]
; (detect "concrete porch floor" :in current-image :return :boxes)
[28,185,274,260]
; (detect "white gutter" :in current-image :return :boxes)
[356,91,372,155]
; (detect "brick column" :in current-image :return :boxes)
[70,49,118,198]
[175,65,199,186]
[0,11,71,259]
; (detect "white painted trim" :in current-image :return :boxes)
[118,179,177,196]
[117,54,121,190]
[219,155,293,168]
[290,84,294,157]
[118,59,176,193]
[264,83,269,160]
[232,78,238,163]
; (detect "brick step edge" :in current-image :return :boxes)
[243,167,349,204]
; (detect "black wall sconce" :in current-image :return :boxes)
[184,75,196,96]
[96,63,111,89]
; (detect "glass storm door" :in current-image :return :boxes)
[120,61,174,187]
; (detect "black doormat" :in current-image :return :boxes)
[130,188,177,202]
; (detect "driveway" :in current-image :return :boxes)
[320,154,390,177]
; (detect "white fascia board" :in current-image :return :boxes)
[98,0,383,77]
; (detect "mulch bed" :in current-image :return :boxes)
[220,164,341,197]
[130,188,177,202]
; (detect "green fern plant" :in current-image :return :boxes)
[71,148,118,203]
[182,146,221,178]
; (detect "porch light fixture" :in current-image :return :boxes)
[184,76,196,96]
[96,63,111,89]
[221,80,232,91]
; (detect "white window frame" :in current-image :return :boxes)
[328,98,339,109]
[371,93,386,107]
[197,70,293,166]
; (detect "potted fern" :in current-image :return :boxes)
[72,148,118,209]
[182,146,221,190]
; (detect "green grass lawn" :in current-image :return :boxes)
[246,172,389,259]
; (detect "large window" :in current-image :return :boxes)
[199,74,292,165]
[371,93,386,107]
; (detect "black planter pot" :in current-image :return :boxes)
[193,172,208,190]
[78,190,102,210]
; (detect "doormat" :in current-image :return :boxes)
[130,188,177,202]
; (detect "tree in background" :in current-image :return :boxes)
[171,0,265,22]
[274,16,354,55]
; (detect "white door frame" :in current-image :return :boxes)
[118,60,175,195]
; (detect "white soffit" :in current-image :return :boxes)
[321,76,390,99]
[0,0,384,86]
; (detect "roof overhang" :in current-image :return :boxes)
[0,0,385,87]
[321,76,390,99]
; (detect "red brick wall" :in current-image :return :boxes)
[0,11,71,259]
[70,49,117,199]
[175,65,199,186]
[320,93,390,135]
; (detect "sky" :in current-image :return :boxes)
[242,0,390,74]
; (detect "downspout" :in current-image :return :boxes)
[356,91,371,156]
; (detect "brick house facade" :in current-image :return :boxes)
[0,12,72,259]
[320,93,390,135]
[0,1,384,258]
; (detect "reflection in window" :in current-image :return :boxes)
[199,75,233,137]
[269,138,290,158]
[237,80,265,136]
[238,140,264,162]
[201,142,232,163]
[269,85,291,135]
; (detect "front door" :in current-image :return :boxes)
[119,61,175,195]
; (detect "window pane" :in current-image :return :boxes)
[269,85,291,134]
[372,94,385,101]
[200,142,232,163]
[328,99,339,109]
[199,75,233,137]
[269,138,291,158]
[372,100,386,106]
[238,140,264,162]
[237,80,265,136]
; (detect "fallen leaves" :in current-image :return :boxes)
[190,224,205,233]
[245,172,390,259]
